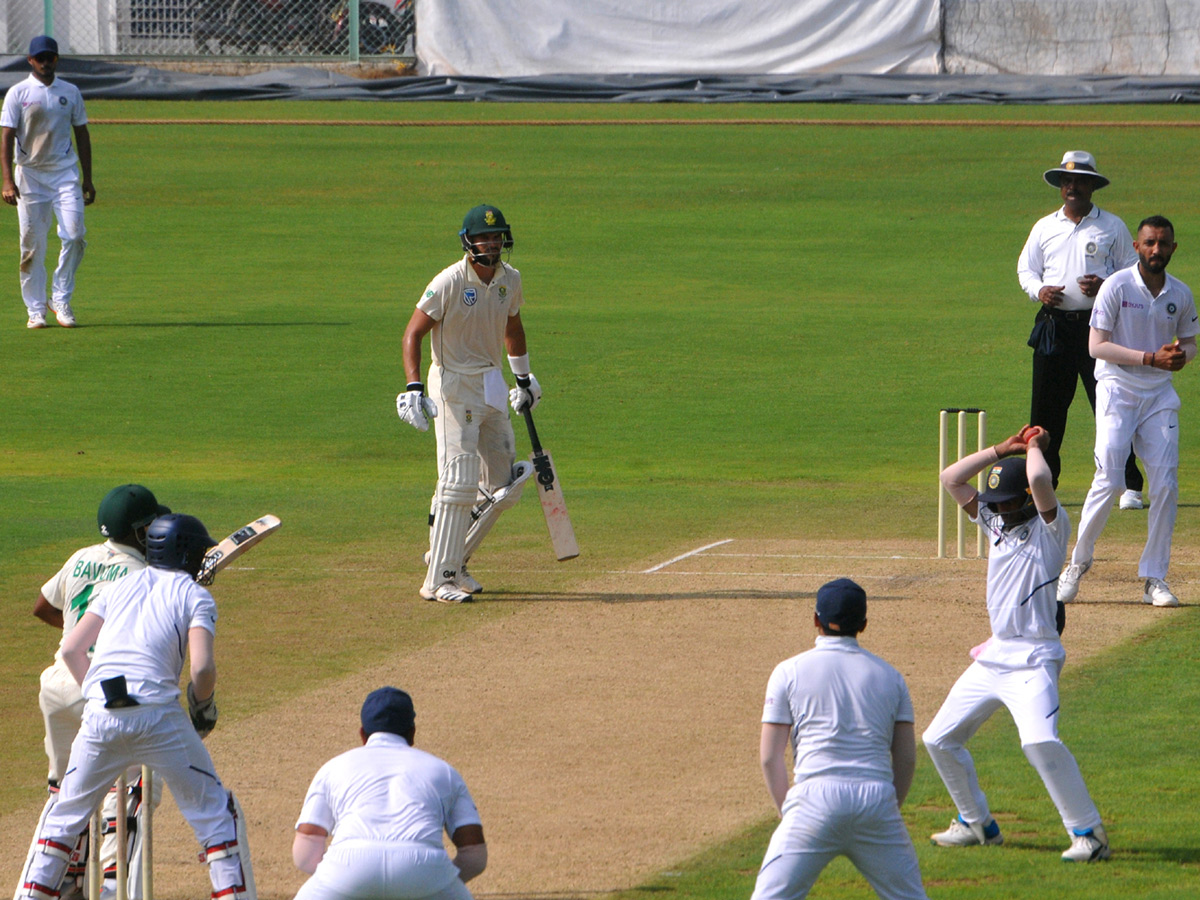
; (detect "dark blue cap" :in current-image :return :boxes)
[816,578,867,632]
[361,687,415,737]
[29,36,58,57]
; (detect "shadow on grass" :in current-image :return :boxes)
[478,589,816,603]
[71,321,351,328]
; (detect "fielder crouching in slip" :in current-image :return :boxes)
[751,579,929,900]
[925,425,1110,862]
[17,514,255,900]
[291,687,487,900]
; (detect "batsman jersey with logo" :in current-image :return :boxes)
[417,255,523,375]
[1091,265,1200,391]
[40,540,147,661]
[0,74,87,172]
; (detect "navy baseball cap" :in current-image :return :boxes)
[816,578,867,633]
[29,36,58,57]
[361,687,415,737]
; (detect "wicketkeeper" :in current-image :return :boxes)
[398,204,540,603]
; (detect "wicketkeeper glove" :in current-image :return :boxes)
[509,373,542,413]
[397,383,439,431]
[187,683,219,738]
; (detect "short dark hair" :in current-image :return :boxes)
[1138,215,1174,237]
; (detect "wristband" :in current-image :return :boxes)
[406,382,424,394]
[1143,352,1153,368]
[507,353,531,377]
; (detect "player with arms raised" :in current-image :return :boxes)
[925,425,1110,862]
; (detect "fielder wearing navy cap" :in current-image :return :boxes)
[815,578,867,634]
[361,687,416,738]
[28,35,58,57]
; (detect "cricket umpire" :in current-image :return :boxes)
[292,687,486,900]
[1018,150,1144,504]
[397,204,539,603]
[751,579,928,900]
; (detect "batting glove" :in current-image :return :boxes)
[397,383,438,431]
[187,683,218,738]
[509,373,542,413]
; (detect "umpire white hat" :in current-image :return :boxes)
[1044,150,1110,189]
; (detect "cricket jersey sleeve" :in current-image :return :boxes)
[70,86,87,126]
[40,551,80,609]
[188,584,218,635]
[443,765,483,833]
[894,673,915,725]
[1177,287,1200,340]
[761,662,794,726]
[296,765,337,832]
[1089,276,1122,332]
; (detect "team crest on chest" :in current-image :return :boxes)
[465,410,473,423]
[59,96,68,106]
[498,286,507,299]
[463,288,477,306]
[1168,302,1178,315]
[1085,241,1098,254]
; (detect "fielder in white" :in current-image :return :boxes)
[926,425,1110,862]
[15,484,169,900]
[398,204,539,603]
[1057,215,1199,608]
[292,687,486,900]
[17,514,254,900]
[751,578,928,900]
[1,35,94,330]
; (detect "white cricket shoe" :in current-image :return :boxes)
[1119,490,1144,510]
[456,563,483,594]
[27,313,46,329]
[1062,825,1110,862]
[1143,578,1180,608]
[930,816,1003,847]
[1057,560,1092,603]
[52,302,76,327]
[420,582,473,604]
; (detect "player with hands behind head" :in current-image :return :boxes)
[398,205,538,603]
[925,425,1111,863]
[17,513,256,900]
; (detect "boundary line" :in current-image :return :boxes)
[642,539,733,574]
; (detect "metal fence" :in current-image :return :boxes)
[3,0,414,60]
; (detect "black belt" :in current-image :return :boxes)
[1043,307,1091,322]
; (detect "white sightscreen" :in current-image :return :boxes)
[416,0,942,76]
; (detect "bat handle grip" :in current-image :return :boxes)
[521,406,544,454]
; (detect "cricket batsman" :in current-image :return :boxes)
[397,204,541,603]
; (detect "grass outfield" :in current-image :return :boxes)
[1,101,1198,897]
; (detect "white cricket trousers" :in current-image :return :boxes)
[922,660,1102,834]
[294,840,472,900]
[15,165,86,316]
[428,367,517,494]
[20,702,244,900]
[750,780,928,900]
[1071,379,1180,579]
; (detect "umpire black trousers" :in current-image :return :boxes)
[1030,310,1143,491]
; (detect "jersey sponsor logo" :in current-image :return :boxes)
[1121,300,1146,310]
[463,288,478,306]
[424,289,434,299]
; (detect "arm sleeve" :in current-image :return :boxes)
[1016,224,1046,301]
[188,587,218,635]
[761,664,793,725]
[1114,221,1137,270]
[0,89,20,129]
[895,675,915,725]
[296,770,337,834]
[444,767,483,835]
[71,89,87,127]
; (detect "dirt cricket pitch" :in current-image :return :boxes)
[0,538,1178,899]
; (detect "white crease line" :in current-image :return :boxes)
[609,569,979,580]
[641,539,734,574]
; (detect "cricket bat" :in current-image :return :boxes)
[521,407,579,561]
[195,514,282,585]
